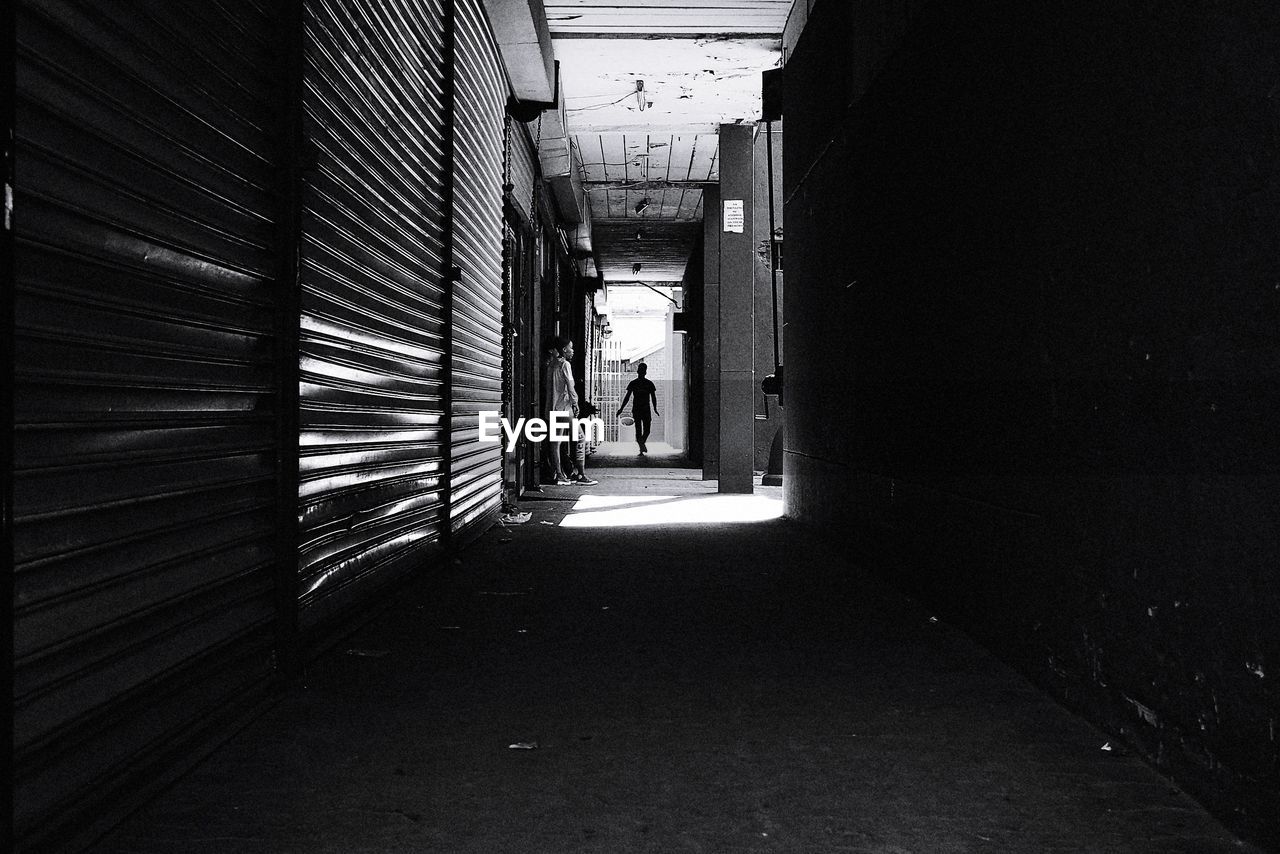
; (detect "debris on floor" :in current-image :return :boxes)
[499,510,532,524]
[540,520,556,525]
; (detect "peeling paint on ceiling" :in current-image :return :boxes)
[545,2,786,284]
[555,37,780,134]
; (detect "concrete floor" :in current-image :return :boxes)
[100,468,1259,853]
[586,441,685,467]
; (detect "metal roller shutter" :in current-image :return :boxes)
[451,0,507,532]
[298,0,449,629]
[12,1,282,848]
[507,115,538,224]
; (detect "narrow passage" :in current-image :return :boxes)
[103,469,1256,853]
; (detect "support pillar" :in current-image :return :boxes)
[701,185,720,481]
[716,124,755,493]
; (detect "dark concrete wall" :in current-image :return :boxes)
[684,236,705,465]
[783,0,1279,846]
[754,124,785,471]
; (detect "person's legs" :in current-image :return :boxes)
[563,437,579,477]
[548,437,566,481]
[636,415,651,453]
[568,436,595,483]
[547,410,570,482]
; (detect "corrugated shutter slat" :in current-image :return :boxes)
[298,0,449,627]
[508,119,538,223]
[12,1,281,847]
[452,0,506,530]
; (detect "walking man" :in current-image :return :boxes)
[616,362,659,455]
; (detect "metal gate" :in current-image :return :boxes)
[13,2,282,847]
[450,0,506,532]
[296,0,449,629]
[600,337,627,441]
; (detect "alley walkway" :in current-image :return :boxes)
[100,469,1256,853]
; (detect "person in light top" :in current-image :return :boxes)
[544,336,596,485]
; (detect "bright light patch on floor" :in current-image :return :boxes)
[573,494,674,510]
[561,494,784,527]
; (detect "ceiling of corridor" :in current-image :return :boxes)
[544,0,787,282]
[544,0,790,35]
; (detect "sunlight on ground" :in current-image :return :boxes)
[560,493,784,527]
[573,494,675,509]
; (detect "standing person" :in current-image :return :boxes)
[616,362,659,455]
[570,399,599,485]
[544,336,577,485]
[544,336,597,485]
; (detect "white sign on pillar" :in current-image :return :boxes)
[723,199,745,233]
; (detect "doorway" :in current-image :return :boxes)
[590,284,689,465]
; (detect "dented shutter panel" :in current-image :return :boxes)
[451,0,507,533]
[297,0,449,629]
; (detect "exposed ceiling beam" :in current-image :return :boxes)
[543,0,790,37]
[583,179,715,190]
[593,221,702,230]
[482,0,557,102]
[568,121,729,134]
[551,32,780,39]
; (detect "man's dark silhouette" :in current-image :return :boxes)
[617,363,659,455]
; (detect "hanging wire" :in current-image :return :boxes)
[567,91,638,113]
[630,281,679,306]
